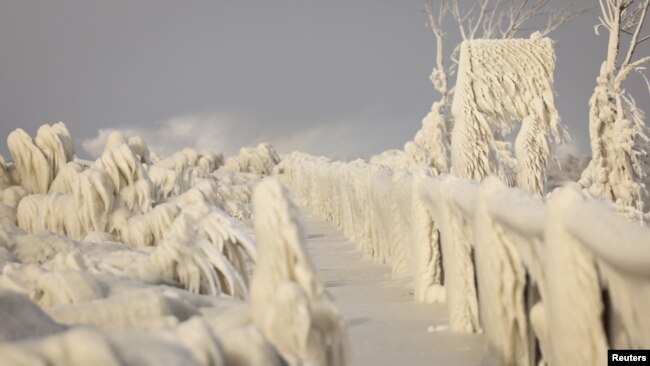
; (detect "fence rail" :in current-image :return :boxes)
[278,152,650,366]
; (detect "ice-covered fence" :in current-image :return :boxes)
[278,152,650,366]
[279,153,445,302]
[542,187,650,366]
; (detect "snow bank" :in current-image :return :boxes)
[279,151,650,366]
[0,124,348,365]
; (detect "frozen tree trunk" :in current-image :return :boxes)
[406,1,451,175]
[583,0,650,214]
[408,101,450,175]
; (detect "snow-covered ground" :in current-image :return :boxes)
[303,212,490,366]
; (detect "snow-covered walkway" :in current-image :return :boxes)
[303,212,490,366]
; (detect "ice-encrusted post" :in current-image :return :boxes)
[473,177,531,366]
[424,176,481,332]
[544,185,608,366]
[551,183,650,351]
[412,174,445,303]
[250,179,348,366]
[450,35,567,195]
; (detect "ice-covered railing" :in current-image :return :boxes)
[278,151,650,366]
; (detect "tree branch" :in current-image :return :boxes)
[622,0,650,67]
[615,55,650,87]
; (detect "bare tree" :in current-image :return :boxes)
[582,0,650,216]
[409,0,585,176]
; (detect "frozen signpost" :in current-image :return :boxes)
[450,34,568,195]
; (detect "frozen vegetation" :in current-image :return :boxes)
[580,0,650,219]
[0,123,347,365]
[2,1,650,366]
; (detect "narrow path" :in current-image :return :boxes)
[304,212,489,366]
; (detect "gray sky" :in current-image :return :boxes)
[0,0,647,160]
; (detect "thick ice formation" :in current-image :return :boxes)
[7,129,54,194]
[582,68,650,216]
[426,176,480,332]
[0,156,12,191]
[409,101,450,174]
[250,179,348,365]
[472,177,543,366]
[0,124,345,365]
[224,143,280,175]
[8,129,263,299]
[6,123,75,195]
[410,174,444,303]
[580,0,650,216]
[369,101,450,176]
[279,152,444,304]
[368,149,408,172]
[543,187,608,366]
[451,35,567,195]
[279,151,650,366]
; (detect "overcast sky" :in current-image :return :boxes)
[1,0,648,160]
